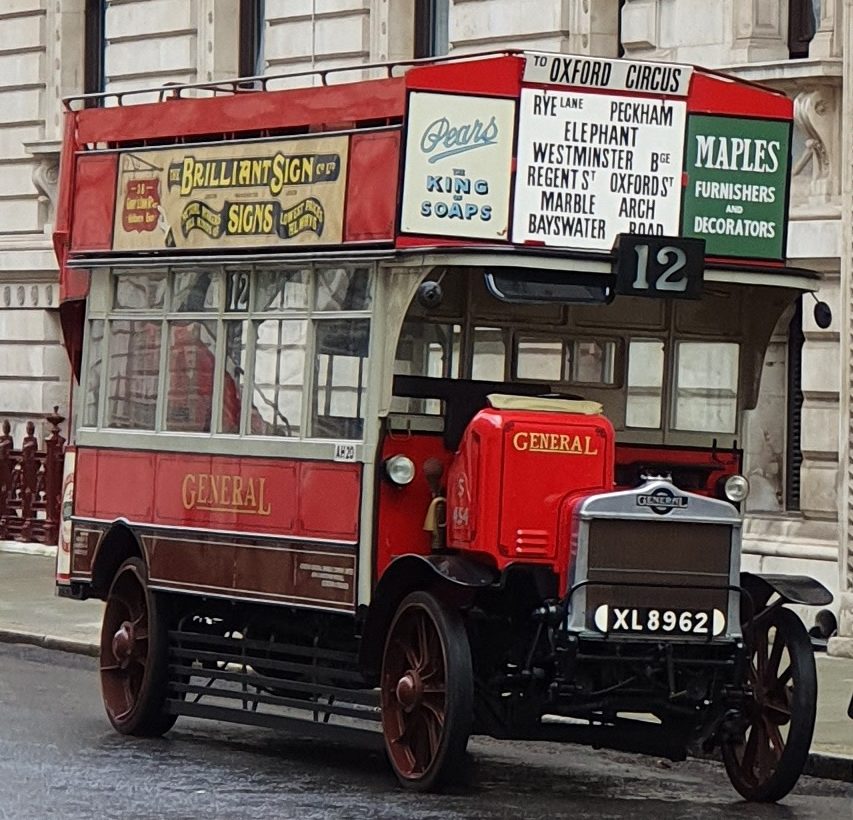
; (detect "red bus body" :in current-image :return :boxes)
[52,51,831,799]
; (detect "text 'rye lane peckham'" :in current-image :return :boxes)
[525,94,678,241]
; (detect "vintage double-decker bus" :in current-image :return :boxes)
[53,50,833,800]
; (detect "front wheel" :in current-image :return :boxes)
[380,591,473,791]
[100,557,176,737]
[722,607,816,802]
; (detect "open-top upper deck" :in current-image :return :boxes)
[53,49,812,302]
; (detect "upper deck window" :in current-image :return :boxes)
[83,264,373,442]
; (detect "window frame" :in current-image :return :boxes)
[79,263,375,445]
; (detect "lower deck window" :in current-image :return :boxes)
[83,264,373,441]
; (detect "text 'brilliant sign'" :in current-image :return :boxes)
[512,88,686,251]
[113,135,349,252]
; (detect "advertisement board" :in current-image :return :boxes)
[112,135,349,251]
[512,87,686,251]
[681,115,790,260]
[399,91,516,241]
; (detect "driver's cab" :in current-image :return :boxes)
[374,264,797,573]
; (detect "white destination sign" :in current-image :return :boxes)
[400,92,515,241]
[523,52,693,97]
[511,87,687,251]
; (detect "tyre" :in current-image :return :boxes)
[380,591,473,791]
[99,557,177,737]
[722,607,817,802]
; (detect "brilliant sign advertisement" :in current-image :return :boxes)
[512,87,687,251]
[682,115,790,260]
[112,135,349,251]
[400,91,516,241]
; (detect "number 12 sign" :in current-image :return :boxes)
[613,235,705,300]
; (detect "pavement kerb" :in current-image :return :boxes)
[805,751,853,783]
[0,628,98,658]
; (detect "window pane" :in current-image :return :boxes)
[255,267,309,311]
[516,338,563,381]
[674,342,739,433]
[472,327,506,381]
[313,318,370,439]
[220,321,248,434]
[172,270,220,312]
[626,338,664,428]
[165,320,218,433]
[106,319,162,429]
[394,322,460,379]
[572,340,616,384]
[83,319,104,427]
[393,322,460,415]
[252,319,307,436]
[114,272,166,310]
[315,267,372,311]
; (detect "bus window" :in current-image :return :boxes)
[255,267,309,311]
[393,322,461,414]
[472,326,507,382]
[626,338,664,429]
[172,269,221,312]
[572,340,616,385]
[82,319,104,427]
[673,341,739,433]
[220,320,248,434]
[114,271,166,310]
[313,318,370,439]
[106,318,162,429]
[516,337,564,382]
[315,267,372,311]
[252,318,307,437]
[165,320,218,433]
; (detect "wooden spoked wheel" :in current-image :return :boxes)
[380,591,473,791]
[722,607,816,802]
[100,557,176,737]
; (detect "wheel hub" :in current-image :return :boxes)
[395,670,423,713]
[112,620,136,668]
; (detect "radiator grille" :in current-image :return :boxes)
[584,518,732,612]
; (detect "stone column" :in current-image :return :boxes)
[829,0,853,658]
[731,0,789,62]
[810,0,842,58]
[566,0,621,57]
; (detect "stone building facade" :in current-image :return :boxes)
[1,0,851,653]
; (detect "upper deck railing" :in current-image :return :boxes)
[62,50,522,112]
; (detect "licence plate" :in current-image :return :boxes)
[593,604,726,636]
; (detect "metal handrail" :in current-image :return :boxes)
[63,49,522,111]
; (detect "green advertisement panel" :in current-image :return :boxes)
[682,115,790,260]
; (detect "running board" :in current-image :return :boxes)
[166,627,381,733]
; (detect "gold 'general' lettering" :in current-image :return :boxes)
[511,431,598,456]
[181,472,272,515]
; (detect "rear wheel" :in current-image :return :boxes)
[100,557,176,737]
[380,591,473,791]
[722,607,816,802]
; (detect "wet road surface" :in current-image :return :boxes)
[0,643,850,819]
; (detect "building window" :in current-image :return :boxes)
[239,0,265,78]
[414,0,449,58]
[789,0,817,58]
[84,0,106,102]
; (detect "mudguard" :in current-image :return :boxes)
[741,572,833,611]
[358,553,498,682]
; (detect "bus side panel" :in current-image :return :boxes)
[345,130,400,242]
[375,433,453,580]
[72,446,361,611]
[70,154,117,253]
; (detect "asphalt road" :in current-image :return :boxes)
[0,643,850,820]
